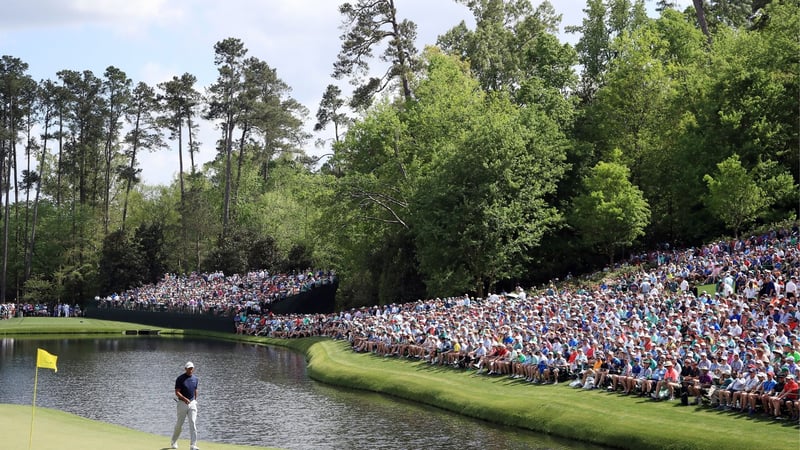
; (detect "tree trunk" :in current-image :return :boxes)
[693,0,712,43]
[187,115,196,175]
[121,111,141,232]
[56,114,64,207]
[222,116,235,238]
[25,119,48,282]
[388,0,413,102]
[233,124,248,211]
[1,140,12,302]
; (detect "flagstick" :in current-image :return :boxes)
[29,366,39,450]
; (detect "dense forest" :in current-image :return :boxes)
[0,0,797,309]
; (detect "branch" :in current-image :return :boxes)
[350,189,409,229]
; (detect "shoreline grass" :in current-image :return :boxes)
[2,318,799,450]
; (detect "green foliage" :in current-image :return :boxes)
[570,154,650,263]
[98,230,145,295]
[325,50,567,297]
[703,154,767,237]
[333,0,419,108]
[134,222,168,285]
[0,2,798,306]
[282,243,314,273]
[245,234,282,271]
[566,0,649,100]
[21,274,57,304]
[202,234,248,275]
[439,0,577,96]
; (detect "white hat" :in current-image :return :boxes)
[185,361,195,369]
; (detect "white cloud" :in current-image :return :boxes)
[0,0,183,32]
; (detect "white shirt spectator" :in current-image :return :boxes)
[785,278,798,297]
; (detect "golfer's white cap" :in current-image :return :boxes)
[185,361,194,369]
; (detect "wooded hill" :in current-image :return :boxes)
[0,1,797,309]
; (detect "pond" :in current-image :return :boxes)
[0,337,605,449]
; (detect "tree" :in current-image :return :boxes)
[703,154,766,238]
[408,51,567,295]
[158,73,202,268]
[206,37,248,239]
[100,66,132,234]
[437,0,577,100]
[121,82,164,231]
[566,0,648,100]
[709,0,755,29]
[704,2,799,182]
[158,73,202,201]
[97,229,144,294]
[237,56,308,188]
[0,56,34,301]
[333,0,419,109]
[134,222,167,285]
[24,79,59,284]
[655,0,678,12]
[570,153,650,264]
[751,158,798,224]
[57,69,105,207]
[314,84,350,145]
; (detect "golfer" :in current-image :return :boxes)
[171,361,199,450]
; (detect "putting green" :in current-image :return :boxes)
[0,403,277,450]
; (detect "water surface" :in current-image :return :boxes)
[0,337,605,450]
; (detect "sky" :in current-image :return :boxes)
[0,0,688,186]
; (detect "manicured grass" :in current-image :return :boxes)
[0,316,182,335]
[0,403,278,450]
[296,340,800,450]
[3,319,798,449]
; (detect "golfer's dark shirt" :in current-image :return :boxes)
[175,373,198,400]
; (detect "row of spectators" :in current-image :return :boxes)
[97,269,336,316]
[241,226,800,422]
[0,302,81,319]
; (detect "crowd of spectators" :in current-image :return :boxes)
[0,302,81,319]
[244,225,800,423]
[96,269,336,317]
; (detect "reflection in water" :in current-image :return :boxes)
[0,337,605,450]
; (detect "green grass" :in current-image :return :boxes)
[0,316,183,335]
[0,403,278,450]
[2,318,799,450]
[296,340,800,450]
[696,283,718,296]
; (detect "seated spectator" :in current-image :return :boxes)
[732,369,760,412]
[719,371,747,410]
[694,367,714,405]
[769,373,798,420]
[743,372,768,414]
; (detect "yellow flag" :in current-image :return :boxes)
[36,348,57,372]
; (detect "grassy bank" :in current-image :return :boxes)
[2,318,798,449]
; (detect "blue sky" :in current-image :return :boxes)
[0,0,685,185]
